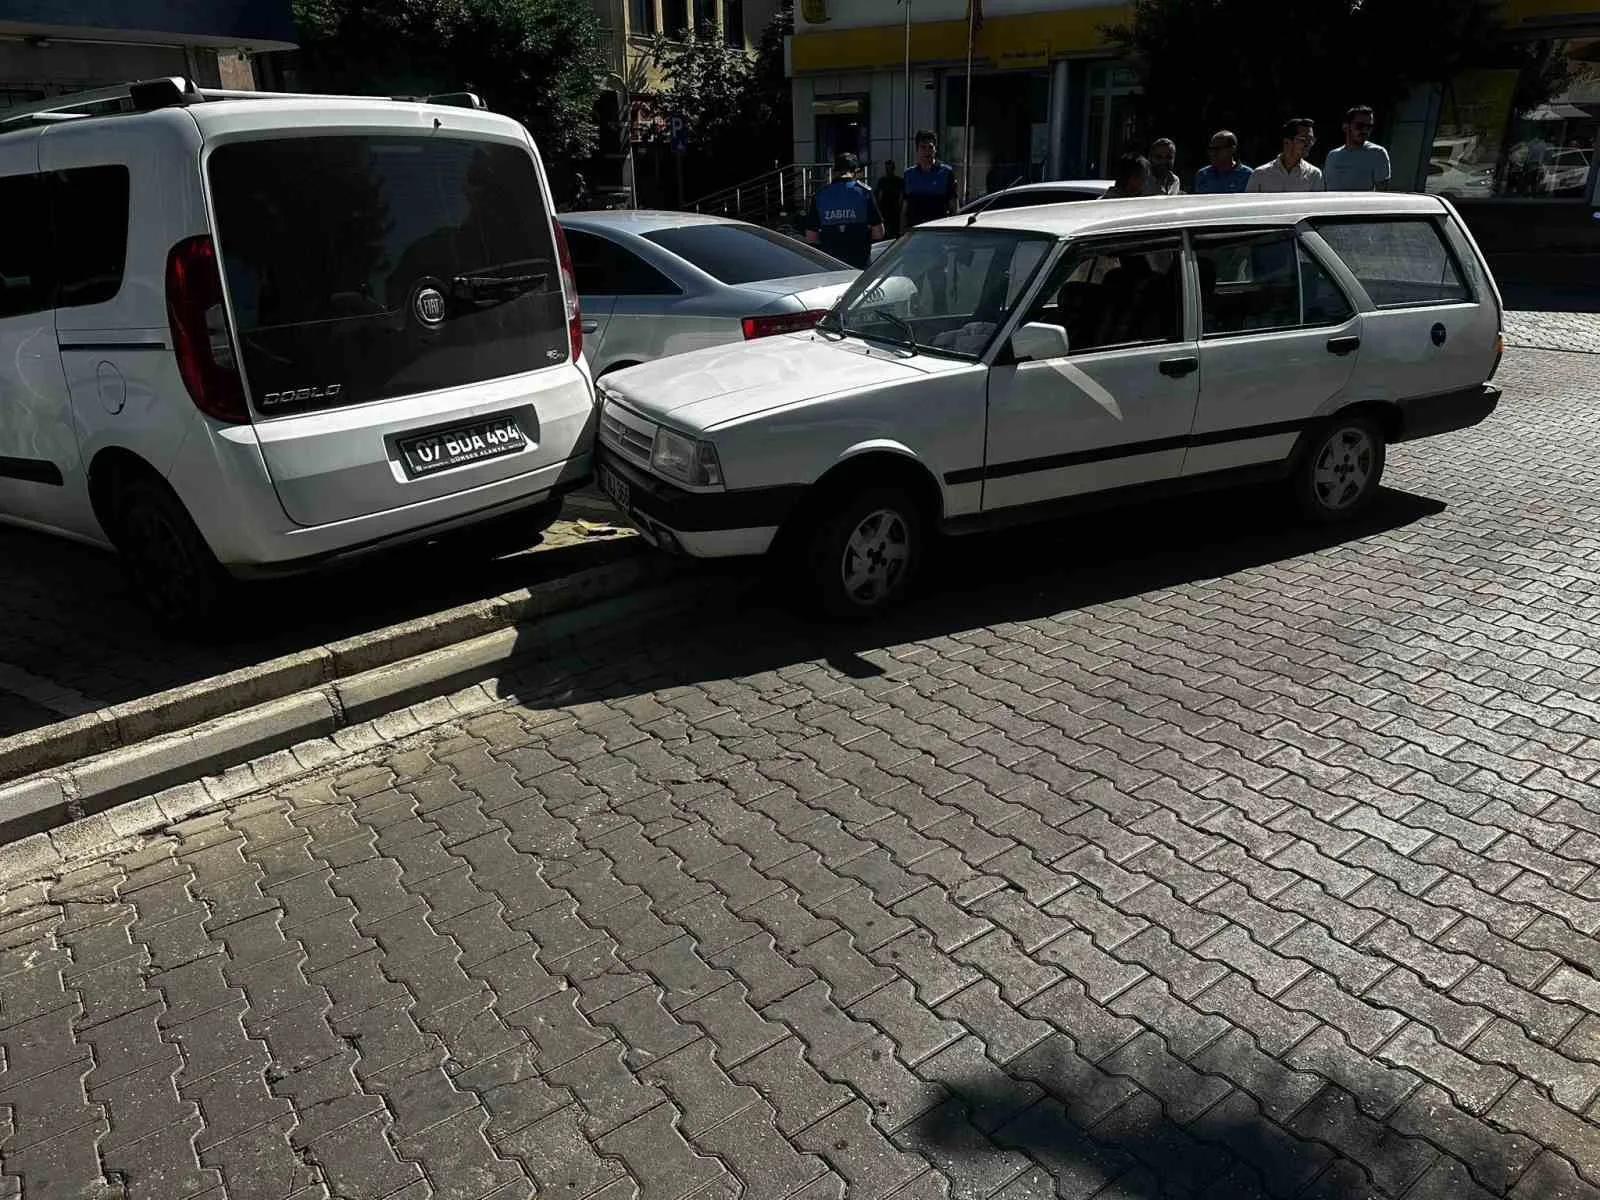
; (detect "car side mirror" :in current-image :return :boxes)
[1010,321,1070,363]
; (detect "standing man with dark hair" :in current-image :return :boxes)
[1194,131,1254,194]
[874,160,905,238]
[1146,138,1183,195]
[804,153,885,269]
[1101,153,1151,199]
[902,131,959,229]
[1247,118,1326,192]
[1324,105,1392,191]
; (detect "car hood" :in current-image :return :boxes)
[600,332,940,432]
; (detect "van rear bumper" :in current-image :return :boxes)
[1395,384,1502,443]
[227,463,590,578]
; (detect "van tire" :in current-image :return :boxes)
[112,474,230,630]
[803,485,923,619]
[1292,413,1387,523]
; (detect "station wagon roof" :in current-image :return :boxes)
[928,191,1453,238]
[559,210,747,233]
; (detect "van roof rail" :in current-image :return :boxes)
[0,78,492,127]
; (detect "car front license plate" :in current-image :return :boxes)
[599,465,631,511]
[398,415,525,478]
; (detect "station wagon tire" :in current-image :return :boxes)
[1293,414,1387,523]
[804,486,923,619]
[112,475,230,631]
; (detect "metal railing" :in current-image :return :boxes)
[689,162,834,230]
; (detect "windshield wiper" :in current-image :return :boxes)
[862,308,918,354]
[815,312,845,340]
[451,270,548,308]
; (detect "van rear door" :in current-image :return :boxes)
[207,128,591,528]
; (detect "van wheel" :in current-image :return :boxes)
[804,486,923,618]
[1293,414,1386,523]
[113,475,229,630]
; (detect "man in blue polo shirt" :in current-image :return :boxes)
[1194,130,1254,194]
[805,153,885,269]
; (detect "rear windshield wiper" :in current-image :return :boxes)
[450,270,548,308]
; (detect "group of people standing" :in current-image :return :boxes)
[803,129,959,268]
[804,105,1393,269]
[1104,105,1393,199]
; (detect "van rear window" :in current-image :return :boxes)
[208,135,566,418]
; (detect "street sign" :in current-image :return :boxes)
[670,114,688,154]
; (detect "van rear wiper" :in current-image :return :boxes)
[450,270,548,308]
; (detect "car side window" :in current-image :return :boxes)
[1022,235,1183,355]
[564,228,679,297]
[1315,218,1469,308]
[0,173,51,320]
[50,165,131,309]
[1194,229,1353,336]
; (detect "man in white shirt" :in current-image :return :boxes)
[1323,105,1392,191]
[1246,118,1326,193]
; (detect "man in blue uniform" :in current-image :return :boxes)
[804,153,885,269]
[902,131,959,229]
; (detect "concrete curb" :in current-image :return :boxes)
[0,553,712,843]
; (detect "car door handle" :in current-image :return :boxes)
[1158,356,1198,378]
[1326,335,1361,356]
[581,320,599,334]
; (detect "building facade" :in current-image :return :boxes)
[0,0,295,107]
[790,0,1600,274]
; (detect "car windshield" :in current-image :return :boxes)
[641,224,847,284]
[821,228,1056,359]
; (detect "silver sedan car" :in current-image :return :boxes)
[559,211,860,377]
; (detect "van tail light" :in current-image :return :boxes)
[742,310,826,340]
[165,235,248,424]
[552,220,583,361]
[1489,331,1505,380]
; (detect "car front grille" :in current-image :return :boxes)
[599,401,657,465]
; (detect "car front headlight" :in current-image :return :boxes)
[651,428,724,487]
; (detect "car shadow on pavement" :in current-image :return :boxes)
[509,484,1447,708]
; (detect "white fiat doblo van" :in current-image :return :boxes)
[0,78,594,625]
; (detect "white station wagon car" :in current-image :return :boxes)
[595,193,1505,615]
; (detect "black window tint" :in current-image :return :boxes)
[642,225,845,284]
[987,190,1089,212]
[565,228,680,296]
[0,173,50,319]
[209,135,565,417]
[1317,219,1469,308]
[1195,229,1352,336]
[1026,236,1183,354]
[50,166,130,308]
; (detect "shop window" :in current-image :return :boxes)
[1428,40,1600,202]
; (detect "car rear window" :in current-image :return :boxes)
[209,134,566,418]
[1315,218,1470,309]
[985,189,1093,211]
[641,224,845,284]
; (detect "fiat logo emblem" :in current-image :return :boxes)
[414,286,446,325]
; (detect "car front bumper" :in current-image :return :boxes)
[594,447,802,559]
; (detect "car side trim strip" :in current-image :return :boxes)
[57,341,168,352]
[943,417,1312,487]
[0,456,65,486]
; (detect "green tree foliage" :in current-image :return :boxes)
[290,0,609,158]
[1103,0,1551,165]
[641,1,794,197]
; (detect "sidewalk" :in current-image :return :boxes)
[0,493,636,742]
[1502,285,1600,354]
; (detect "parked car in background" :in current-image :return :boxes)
[1543,148,1592,196]
[596,192,1504,617]
[560,211,859,376]
[870,179,1112,261]
[0,77,595,628]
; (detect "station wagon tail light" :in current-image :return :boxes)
[742,310,826,340]
[165,235,248,424]
[1490,331,1505,380]
[651,428,723,487]
[552,220,583,361]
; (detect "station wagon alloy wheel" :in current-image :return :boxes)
[1313,426,1377,511]
[842,509,911,608]
[1294,415,1387,523]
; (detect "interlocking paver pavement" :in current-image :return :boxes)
[4,347,1600,1198]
